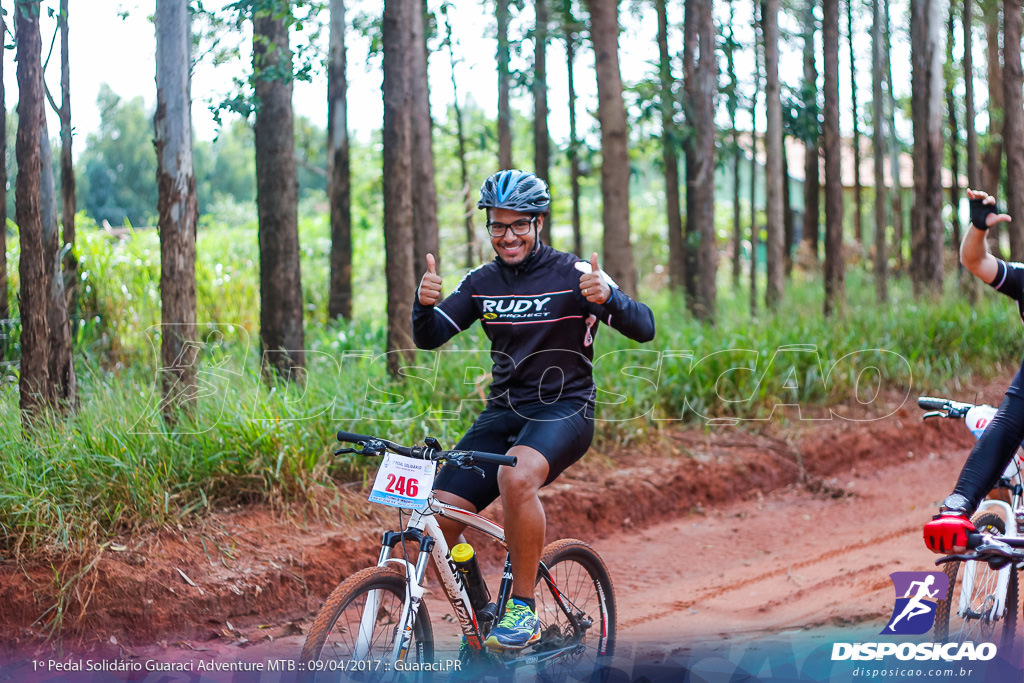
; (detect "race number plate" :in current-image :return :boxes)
[368,454,436,509]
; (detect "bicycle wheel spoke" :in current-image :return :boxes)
[533,539,615,683]
[302,567,434,682]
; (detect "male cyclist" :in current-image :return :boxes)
[924,189,1017,554]
[413,169,655,650]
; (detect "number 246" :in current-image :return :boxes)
[385,474,419,497]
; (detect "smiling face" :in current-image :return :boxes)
[488,208,543,265]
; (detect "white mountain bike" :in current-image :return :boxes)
[300,430,616,681]
[919,395,1023,648]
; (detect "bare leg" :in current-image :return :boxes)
[432,489,475,547]
[497,445,549,598]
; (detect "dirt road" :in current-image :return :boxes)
[0,397,992,680]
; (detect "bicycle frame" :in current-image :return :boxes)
[327,433,598,669]
[359,493,591,668]
[925,398,1024,622]
[969,456,1023,620]
[360,494,509,662]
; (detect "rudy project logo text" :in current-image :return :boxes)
[881,571,949,635]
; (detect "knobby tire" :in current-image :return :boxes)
[933,513,1017,651]
[301,565,434,681]
[534,538,616,682]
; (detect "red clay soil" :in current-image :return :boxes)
[0,391,984,662]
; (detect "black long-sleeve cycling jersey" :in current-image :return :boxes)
[412,242,655,410]
[953,258,1024,511]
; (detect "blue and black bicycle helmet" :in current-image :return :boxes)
[478,170,551,213]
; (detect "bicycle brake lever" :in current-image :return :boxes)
[935,552,980,565]
[449,453,485,477]
[334,447,357,456]
[937,541,1020,568]
[921,411,947,420]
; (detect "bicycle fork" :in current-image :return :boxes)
[965,499,1017,621]
[358,529,435,662]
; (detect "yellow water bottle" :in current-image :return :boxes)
[451,542,491,613]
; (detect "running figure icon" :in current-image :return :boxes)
[882,571,950,635]
[888,575,939,631]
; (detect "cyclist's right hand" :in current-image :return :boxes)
[419,253,443,306]
[923,512,976,554]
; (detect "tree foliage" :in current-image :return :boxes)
[77,86,157,226]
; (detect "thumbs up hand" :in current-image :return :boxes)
[579,252,611,304]
[418,253,443,306]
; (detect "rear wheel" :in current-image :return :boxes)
[534,539,615,682]
[933,513,1017,649]
[301,566,434,681]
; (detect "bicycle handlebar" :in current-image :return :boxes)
[917,395,976,418]
[937,529,1024,569]
[336,430,518,467]
[917,396,951,411]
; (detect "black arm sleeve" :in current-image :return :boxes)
[592,288,656,343]
[412,300,458,350]
[952,390,1024,513]
[411,274,479,350]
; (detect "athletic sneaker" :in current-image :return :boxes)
[484,599,541,650]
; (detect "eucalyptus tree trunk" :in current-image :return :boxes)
[961,0,980,301]
[59,0,76,316]
[497,0,513,169]
[683,0,698,304]
[382,0,416,374]
[823,0,845,316]
[963,0,979,187]
[801,0,820,263]
[1002,0,1024,260]
[534,0,551,186]
[980,0,1003,255]
[38,33,75,408]
[327,0,352,320]
[910,0,945,294]
[563,2,583,257]
[155,0,198,417]
[410,1,439,267]
[657,0,684,291]
[253,6,305,380]
[585,0,637,298]
[885,0,905,268]
[763,0,784,309]
[683,0,717,321]
[749,1,761,315]
[726,0,742,287]
[782,139,794,276]
[0,11,7,325]
[872,0,888,302]
[847,0,863,245]
[945,5,963,261]
[16,0,52,420]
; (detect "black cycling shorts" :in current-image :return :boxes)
[434,400,594,512]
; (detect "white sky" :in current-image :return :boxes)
[5,0,924,157]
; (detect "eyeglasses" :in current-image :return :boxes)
[487,217,536,238]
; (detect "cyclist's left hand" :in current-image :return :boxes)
[579,253,611,305]
[923,512,975,554]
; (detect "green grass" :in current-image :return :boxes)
[2,216,1022,557]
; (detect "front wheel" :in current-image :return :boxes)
[301,565,434,681]
[933,512,1017,650]
[534,539,616,682]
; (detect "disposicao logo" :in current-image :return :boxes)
[830,571,997,663]
[881,571,949,635]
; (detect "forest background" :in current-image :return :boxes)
[1,0,1023,626]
